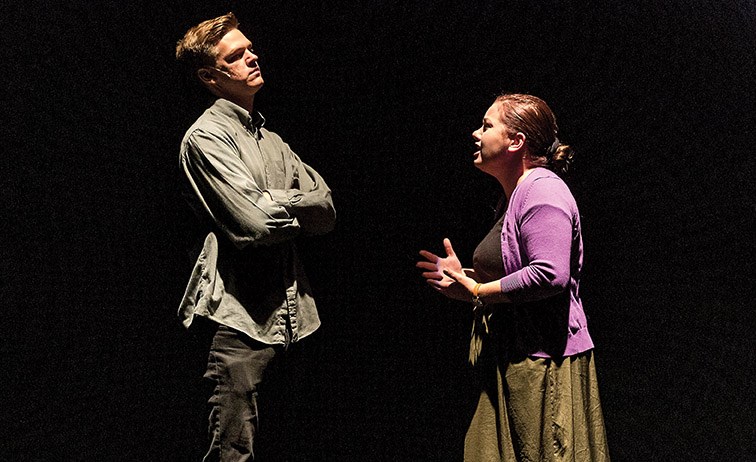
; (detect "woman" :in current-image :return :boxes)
[417,94,610,461]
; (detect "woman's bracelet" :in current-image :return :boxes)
[472,282,484,308]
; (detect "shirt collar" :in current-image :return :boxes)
[213,98,266,132]
[249,110,266,131]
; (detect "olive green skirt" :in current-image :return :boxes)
[464,351,610,462]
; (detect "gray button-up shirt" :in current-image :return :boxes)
[178,98,336,345]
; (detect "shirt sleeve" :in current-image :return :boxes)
[500,178,574,302]
[181,128,301,248]
[265,145,336,236]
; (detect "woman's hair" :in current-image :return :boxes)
[495,93,574,174]
[176,12,239,75]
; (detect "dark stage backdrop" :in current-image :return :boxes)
[3,1,754,460]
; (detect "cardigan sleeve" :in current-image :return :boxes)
[500,177,575,302]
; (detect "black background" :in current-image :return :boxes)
[3,1,754,460]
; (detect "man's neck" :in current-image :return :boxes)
[224,94,255,113]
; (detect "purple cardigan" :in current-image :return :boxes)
[499,168,594,358]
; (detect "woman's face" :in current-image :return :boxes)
[472,102,515,173]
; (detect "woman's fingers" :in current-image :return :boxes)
[415,261,437,271]
[421,271,443,280]
[443,269,459,281]
[418,249,439,262]
[443,238,456,258]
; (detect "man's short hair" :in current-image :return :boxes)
[176,12,239,74]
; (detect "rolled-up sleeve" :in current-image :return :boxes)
[181,129,301,248]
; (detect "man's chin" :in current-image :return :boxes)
[249,81,264,93]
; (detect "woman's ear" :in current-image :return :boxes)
[508,132,526,152]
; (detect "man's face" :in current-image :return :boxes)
[206,28,264,99]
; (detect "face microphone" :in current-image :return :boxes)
[212,67,233,78]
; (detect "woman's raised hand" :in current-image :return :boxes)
[417,238,472,301]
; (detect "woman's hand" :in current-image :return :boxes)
[417,238,477,301]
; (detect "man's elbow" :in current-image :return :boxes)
[308,208,337,235]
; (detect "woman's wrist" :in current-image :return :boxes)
[472,282,484,308]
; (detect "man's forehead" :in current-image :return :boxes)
[217,29,252,55]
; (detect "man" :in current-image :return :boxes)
[175,12,336,461]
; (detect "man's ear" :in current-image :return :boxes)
[197,68,215,86]
[508,132,526,152]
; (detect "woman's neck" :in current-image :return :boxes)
[497,162,536,203]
